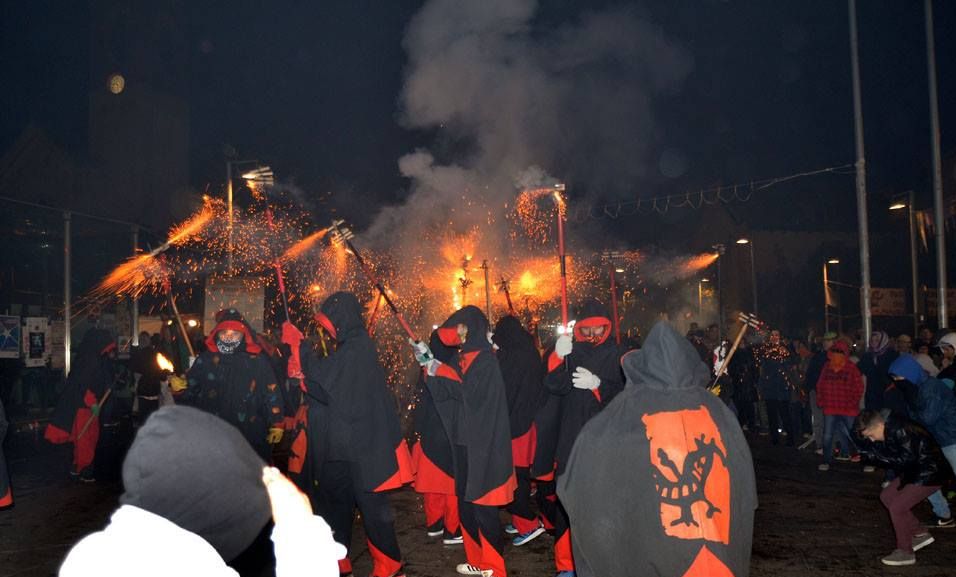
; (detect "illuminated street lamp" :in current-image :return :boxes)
[889,191,919,334]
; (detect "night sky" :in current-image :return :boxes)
[1,1,954,332]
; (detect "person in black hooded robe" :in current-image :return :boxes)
[538,298,627,576]
[411,329,462,544]
[299,291,413,577]
[44,328,116,481]
[493,315,548,546]
[179,309,283,461]
[412,305,515,577]
[557,321,756,577]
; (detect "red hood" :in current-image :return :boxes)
[573,316,612,346]
[204,320,262,354]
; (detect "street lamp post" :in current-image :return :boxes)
[736,238,758,315]
[824,259,841,334]
[890,191,920,336]
[225,160,272,274]
[698,278,710,321]
[712,244,726,338]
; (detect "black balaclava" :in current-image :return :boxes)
[120,406,271,561]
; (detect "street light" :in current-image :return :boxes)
[736,237,758,315]
[890,191,919,335]
[698,277,710,320]
[226,159,272,273]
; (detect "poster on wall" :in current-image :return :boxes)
[23,317,51,368]
[0,315,20,359]
[204,277,265,333]
[50,320,66,369]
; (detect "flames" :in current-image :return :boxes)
[167,196,220,247]
[156,352,175,372]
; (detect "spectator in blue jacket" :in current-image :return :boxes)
[888,354,956,528]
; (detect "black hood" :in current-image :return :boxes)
[428,328,458,364]
[120,406,271,561]
[441,305,491,352]
[493,315,535,355]
[622,321,710,391]
[575,299,611,323]
[319,291,366,343]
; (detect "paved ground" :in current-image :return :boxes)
[2,430,955,577]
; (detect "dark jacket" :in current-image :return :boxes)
[755,342,795,401]
[858,349,899,410]
[493,315,547,440]
[425,305,515,505]
[411,330,457,492]
[181,318,282,460]
[557,321,756,577]
[889,354,956,448]
[45,329,116,444]
[299,292,412,493]
[858,413,952,487]
[540,299,627,477]
[804,349,828,393]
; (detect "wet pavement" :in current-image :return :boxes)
[2,432,955,577]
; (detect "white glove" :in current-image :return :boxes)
[488,331,499,351]
[555,334,573,359]
[409,338,434,366]
[572,366,600,390]
[425,358,442,376]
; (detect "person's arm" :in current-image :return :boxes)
[263,467,345,577]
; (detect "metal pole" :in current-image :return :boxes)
[609,264,621,344]
[555,193,569,329]
[849,0,872,341]
[699,280,704,321]
[824,263,830,334]
[131,226,139,346]
[481,260,492,322]
[63,212,71,377]
[716,245,724,338]
[749,241,758,315]
[909,190,920,335]
[926,0,947,328]
[226,161,233,274]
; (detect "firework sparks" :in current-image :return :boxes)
[281,227,331,262]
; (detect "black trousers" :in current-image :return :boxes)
[455,445,506,576]
[765,399,796,445]
[316,460,401,576]
[507,466,535,529]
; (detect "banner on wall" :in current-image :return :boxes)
[0,315,20,359]
[23,317,51,368]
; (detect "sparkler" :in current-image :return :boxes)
[329,219,418,341]
[281,227,331,262]
[498,276,516,315]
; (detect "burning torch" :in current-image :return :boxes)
[498,276,516,316]
[329,219,419,341]
[156,352,185,401]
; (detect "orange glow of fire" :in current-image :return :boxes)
[156,352,174,372]
[89,253,170,301]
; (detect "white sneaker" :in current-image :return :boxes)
[818,463,830,471]
[863,465,876,473]
[457,564,486,576]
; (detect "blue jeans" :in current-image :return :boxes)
[929,444,956,518]
[822,414,856,464]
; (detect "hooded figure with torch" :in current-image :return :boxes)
[537,298,628,576]
[178,309,284,461]
[44,328,117,483]
[411,305,516,577]
[299,292,414,577]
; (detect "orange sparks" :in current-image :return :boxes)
[514,188,562,244]
[281,227,330,262]
[682,252,720,275]
[166,197,220,247]
[88,253,170,302]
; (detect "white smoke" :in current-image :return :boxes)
[365,0,690,245]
